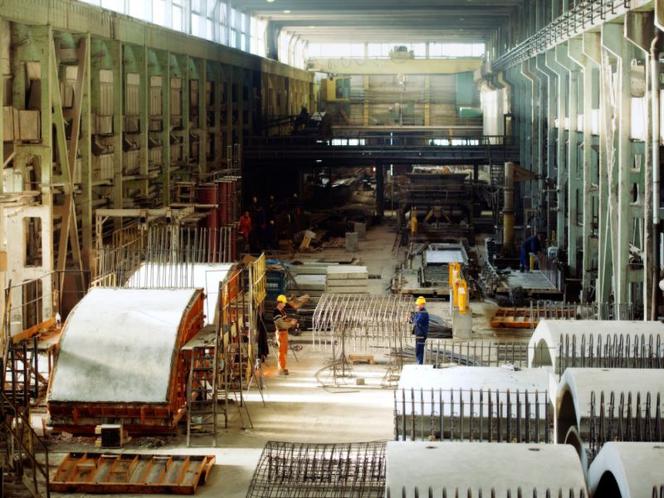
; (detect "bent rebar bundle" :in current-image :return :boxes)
[246,441,387,498]
[555,333,664,376]
[394,388,552,443]
[588,391,664,461]
[312,294,411,353]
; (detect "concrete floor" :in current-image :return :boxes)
[46,223,513,498]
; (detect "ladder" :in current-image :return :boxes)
[185,323,226,447]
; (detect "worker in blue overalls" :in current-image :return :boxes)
[519,232,546,272]
[411,296,429,365]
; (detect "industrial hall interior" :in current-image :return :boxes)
[3,0,664,497]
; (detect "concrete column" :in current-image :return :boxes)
[602,23,634,318]
[545,48,568,250]
[375,164,385,219]
[625,11,658,319]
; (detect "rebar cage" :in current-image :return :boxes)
[246,441,387,498]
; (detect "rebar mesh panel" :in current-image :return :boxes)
[246,441,387,498]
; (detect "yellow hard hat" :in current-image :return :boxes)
[416,296,426,306]
[277,294,288,304]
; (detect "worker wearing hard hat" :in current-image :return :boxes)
[411,296,430,365]
[273,295,298,375]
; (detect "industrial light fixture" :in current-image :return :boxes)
[283,10,291,13]
[266,0,275,3]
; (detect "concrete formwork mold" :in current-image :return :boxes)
[48,287,205,434]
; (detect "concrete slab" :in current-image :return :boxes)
[49,287,199,403]
[385,442,587,498]
[292,274,327,290]
[326,265,368,279]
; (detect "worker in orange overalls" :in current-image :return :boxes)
[273,295,297,375]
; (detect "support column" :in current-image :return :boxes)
[545,48,568,250]
[557,42,581,276]
[626,11,658,319]
[602,23,634,318]
[375,164,385,219]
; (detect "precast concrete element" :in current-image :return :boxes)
[385,442,587,498]
[556,368,664,469]
[528,320,664,374]
[588,443,664,498]
[394,365,552,442]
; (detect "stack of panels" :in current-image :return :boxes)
[326,265,369,294]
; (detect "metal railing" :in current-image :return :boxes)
[247,134,514,148]
[423,340,548,369]
[394,388,551,443]
[588,390,664,461]
[493,0,635,70]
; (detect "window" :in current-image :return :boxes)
[77,0,269,61]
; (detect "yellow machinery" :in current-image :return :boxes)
[448,263,469,314]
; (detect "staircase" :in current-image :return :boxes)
[1,348,51,498]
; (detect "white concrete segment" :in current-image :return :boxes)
[386,442,587,498]
[588,443,664,498]
[126,262,234,324]
[528,319,664,369]
[424,248,466,264]
[558,368,664,423]
[49,287,200,403]
[396,365,550,416]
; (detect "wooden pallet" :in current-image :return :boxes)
[490,308,536,329]
[50,452,215,494]
[491,307,576,329]
[348,354,375,365]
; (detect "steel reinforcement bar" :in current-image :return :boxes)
[588,390,664,461]
[556,333,664,376]
[394,388,552,443]
[246,441,386,498]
